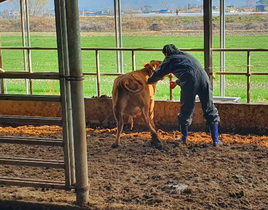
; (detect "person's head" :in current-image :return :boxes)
[162,44,181,57]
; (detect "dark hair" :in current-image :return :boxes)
[162,44,181,56]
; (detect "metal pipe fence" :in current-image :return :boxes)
[0,46,267,103]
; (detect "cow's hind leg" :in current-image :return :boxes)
[112,110,124,148]
[141,108,162,150]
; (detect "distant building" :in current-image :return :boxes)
[256,5,265,12]
[159,9,170,13]
[84,10,96,16]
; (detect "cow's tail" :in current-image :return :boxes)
[119,74,145,94]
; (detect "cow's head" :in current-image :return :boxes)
[142,60,162,76]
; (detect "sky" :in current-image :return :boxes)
[0,0,258,11]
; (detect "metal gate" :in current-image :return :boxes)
[0,0,89,205]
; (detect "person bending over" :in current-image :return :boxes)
[146,44,223,146]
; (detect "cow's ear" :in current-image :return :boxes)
[150,63,157,71]
[149,60,162,71]
[142,62,148,67]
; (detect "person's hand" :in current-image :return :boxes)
[170,81,177,89]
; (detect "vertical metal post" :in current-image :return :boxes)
[118,0,124,73]
[114,0,123,73]
[169,75,173,101]
[95,50,101,97]
[247,51,251,103]
[54,0,75,188]
[0,33,4,94]
[220,0,226,97]
[114,0,119,73]
[65,0,89,205]
[203,0,213,85]
[20,0,29,94]
[25,0,33,94]
[131,50,136,71]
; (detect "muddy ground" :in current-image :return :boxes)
[0,125,268,210]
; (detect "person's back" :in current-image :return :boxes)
[147,44,223,146]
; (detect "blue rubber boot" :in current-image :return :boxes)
[209,122,223,146]
[178,124,188,144]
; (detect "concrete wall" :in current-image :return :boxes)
[0,98,267,135]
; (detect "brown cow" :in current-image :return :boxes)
[112,60,162,149]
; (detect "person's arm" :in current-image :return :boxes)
[147,58,171,84]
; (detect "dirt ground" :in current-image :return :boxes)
[0,125,268,210]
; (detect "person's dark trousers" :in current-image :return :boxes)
[178,124,188,144]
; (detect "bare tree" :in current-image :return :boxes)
[247,0,255,6]
[9,0,49,16]
[142,5,152,13]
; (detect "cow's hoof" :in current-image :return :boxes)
[150,140,163,150]
[111,143,119,148]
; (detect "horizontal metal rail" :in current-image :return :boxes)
[212,48,268,103]
[212,48,268,52]
[0,94,60,102]
[83,72,122,76]
[0,47,57,50]
[216,72,268,76]
[0,156,64,168]
[0,72,60,80]
[0,115,62,126]
[0,46,267,103]
[0,136,63,146]
[0,46,204,52]
[0,176,67,189]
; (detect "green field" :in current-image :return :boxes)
[1,34,268,103]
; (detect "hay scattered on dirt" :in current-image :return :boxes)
[0,125,268,209]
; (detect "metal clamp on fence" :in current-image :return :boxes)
[60,75,85,81]
[75,184,90,193]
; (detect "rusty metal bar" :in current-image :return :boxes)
[0,72,60,79]
[251,72,268,75]
[0,136,63,146]
[0,33,4,94]
[0,176,66,189]
[0,94,60,102]
[95,50,101,97]
[0,157,64,168]
[0,115,62,125]
[247,51,251,103]
[215,72,248,76]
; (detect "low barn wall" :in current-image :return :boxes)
[0,98,267,135]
